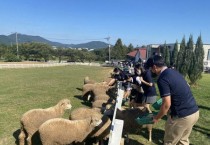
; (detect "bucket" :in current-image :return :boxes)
[152,98,162,110]
[135,113,154,125]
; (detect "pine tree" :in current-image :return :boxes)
[160,42,166,58]
[177,36,186,76]
[185,35,194,77]
[171,40,178,68]
[127,43,134,52]
[165,44,170,67]
[111,38,128,60]
[188,35,204,85]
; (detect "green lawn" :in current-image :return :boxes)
[0,66,209,145]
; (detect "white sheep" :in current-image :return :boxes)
[39,116,102,145]
[70,107,111,144]
[18,99,72,145]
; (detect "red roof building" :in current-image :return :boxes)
[127,48,147,62]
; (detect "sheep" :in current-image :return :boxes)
[82,84,95,101]
[39,116,102,145]
[92,99,116,113]
[70,107,111,145]
[70,107,102,120]
[18,99,72,145]
[82,83,115,102]
[104,106,153,142]
[84,76,96,84]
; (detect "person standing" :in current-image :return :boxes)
[146,55,199,145]
[135,64,157,113]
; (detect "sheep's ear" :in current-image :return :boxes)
[60,102,65,106]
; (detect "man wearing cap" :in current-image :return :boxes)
[146,55,199,145]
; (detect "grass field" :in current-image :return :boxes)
[0,65,209,145]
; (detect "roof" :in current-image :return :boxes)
[127,48,147,60]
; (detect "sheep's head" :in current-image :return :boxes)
[90,115,102,127]
[58,99,72,110]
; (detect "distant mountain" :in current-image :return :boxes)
[0,33,109,49]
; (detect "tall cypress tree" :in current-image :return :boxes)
[188,35,204,85]
[179,35,193,77]
[171,40,178,68]
[160,41,166,58]
[165,44,170,67]
[195,35,204,74]
[177,36,186,74]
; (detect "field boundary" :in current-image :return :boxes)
[0,62,101,69]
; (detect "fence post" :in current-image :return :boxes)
[108,81,124,145]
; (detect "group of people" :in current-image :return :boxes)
[108,55,199,145]
[108,62,157,113]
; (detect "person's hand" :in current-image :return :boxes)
[153,116,160,124]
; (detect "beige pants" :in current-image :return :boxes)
[164,111,199,145]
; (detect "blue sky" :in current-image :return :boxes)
[0,0,210,46]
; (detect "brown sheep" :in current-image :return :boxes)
[84,76,96,84]
[104,107,153,142]
[18,99,72,145]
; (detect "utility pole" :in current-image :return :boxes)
[16,32,19,58]
[105,37,111,62]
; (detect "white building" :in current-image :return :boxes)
[146,43,210,71]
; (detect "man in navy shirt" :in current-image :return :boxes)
[146,55,199,145]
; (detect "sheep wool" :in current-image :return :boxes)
[84,76,96,84]
[70,107,111,144]
[39,117,101,145]
[18,99,72,145]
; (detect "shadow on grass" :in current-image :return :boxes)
[13,129,42,145]
[193,125,210,136]
[74,95,83,100]
[74,95,92,107]
[124,128,164,145]
[198,105,210,111]
[76,87,83,91]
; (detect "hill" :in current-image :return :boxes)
[0,33,109,49]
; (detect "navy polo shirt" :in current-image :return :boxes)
[157,68,199,118]
[141,70,157,97]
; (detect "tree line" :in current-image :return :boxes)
[0,36,204,85]
[0,39,134,63]
[160,35,204,85]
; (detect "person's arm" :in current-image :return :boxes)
[140,77,153,87]
[108,78,116,86]
[153,96,171,123]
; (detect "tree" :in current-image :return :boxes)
[181,35,194,77]
[160,42,166,57]
[188,35,204,85]
[54,47,65,63]
[127,43,134,52]
[171,40,178,68]
[165,44,170,67]
[177,36,186,75]
[112,38,127,60]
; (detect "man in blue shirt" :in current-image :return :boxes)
[146,55,199,145]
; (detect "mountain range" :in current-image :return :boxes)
[0,33,109,49]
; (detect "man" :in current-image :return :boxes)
[146,55,199,145]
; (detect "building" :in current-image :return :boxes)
[126,47,147,63]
